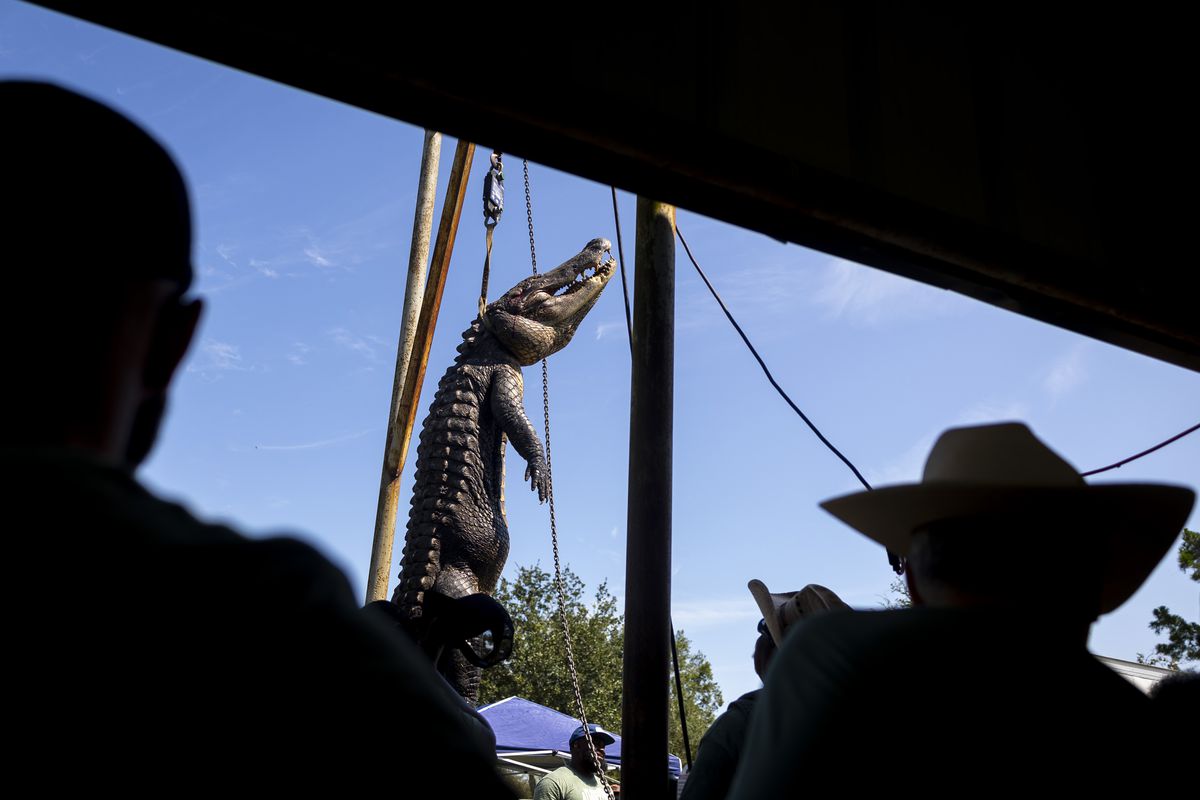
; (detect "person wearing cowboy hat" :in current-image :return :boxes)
[726,422,1195,797]
[680,582,848,800]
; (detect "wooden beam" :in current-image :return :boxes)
[621,199,676,798]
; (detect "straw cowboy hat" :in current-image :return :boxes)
[748,580,850,646]
[819,422,1195,614]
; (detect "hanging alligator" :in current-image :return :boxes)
[392,237,615,701]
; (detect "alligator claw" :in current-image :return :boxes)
[526,462,549,503]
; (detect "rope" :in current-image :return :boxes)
[479,222,495,319]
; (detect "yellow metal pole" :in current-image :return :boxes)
[366,130,441,603]
[365,138,475,603]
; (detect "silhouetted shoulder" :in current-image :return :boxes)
[730,608,1152,797]
[4,447,513,794]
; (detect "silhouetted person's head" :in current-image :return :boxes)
[902,512,1110,638]
[2,81,202,468]
[748,579,849,680]
[752,628,775,681]
[821,423,1195,638]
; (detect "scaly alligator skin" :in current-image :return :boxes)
[392,238,614,700]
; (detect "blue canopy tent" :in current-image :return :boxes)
[479,696,682,791]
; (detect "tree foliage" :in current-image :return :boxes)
[1147,528,1200,667]
[480,564,623,730]
[1176,527,1200,582]
[1140,529,1199,670]
[667,630,724,762]
[883,576,912,609]
[479,564,723,758]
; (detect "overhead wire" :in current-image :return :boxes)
[675,226,872,492]
[674,222,1194,569]
[1080,422,1200,477]
[608,194,1196,770]
[673,223,903,573]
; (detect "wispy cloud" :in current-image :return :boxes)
[199,199,407,291]
[304,245,335,269]
[286,342,311,366]
[595,321,626,341]
[248,258,280,279]
[868,400,1031,485]
[250,428,373,452]
[678,259,809,332]
[146,73,226,120]
[216,243,237,266]
[187,339,250,378]
[115,81,157,97]
[867,434,935,486]
[961,401,1030,425]
[77,45,111,65]
[295,216,389,273]
[671,598,758,629]
[597,547,624,564]
[203,242,282,286]
[1043,345,1087,402]
[811,259,966,326]
[328,327,379,362]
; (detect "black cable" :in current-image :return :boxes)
[675,225,873,492]
[669,616,693,770]
[675,225,902,573]
[610,187,633,355]
[1081,422,1200,477]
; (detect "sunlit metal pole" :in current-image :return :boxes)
[366,136,474,603]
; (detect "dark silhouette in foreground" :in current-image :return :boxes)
[727,423,1195,796]
[680,581,848,800]
[1,80,512,792]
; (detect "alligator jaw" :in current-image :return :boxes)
[486,238,615,364]
[525,238,614,325]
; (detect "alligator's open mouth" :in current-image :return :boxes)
[518,238,614,322]
[551,254,616,297]
[489,238,615,363]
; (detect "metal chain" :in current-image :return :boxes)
[523,159,537,272]
[525,160,615,800]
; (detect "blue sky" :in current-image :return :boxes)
[5,1,1197,710]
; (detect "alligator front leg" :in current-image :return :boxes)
[491,364,548,503]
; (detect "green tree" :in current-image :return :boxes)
[882,576,912,609]
[479,564,723,758]
[1140,529,1199,670]
[481,563,623,730]
[667,630,724,762]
